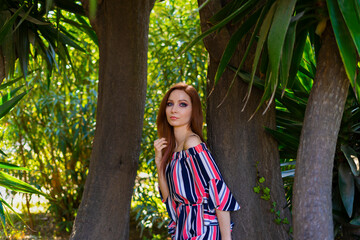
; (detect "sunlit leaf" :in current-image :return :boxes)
[0,162,29,171]
[0,171,47,197]
[0,90,29,119]
[341,145,360,177]
[0,85,24,104]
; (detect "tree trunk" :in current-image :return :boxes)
[70,0,155,239]
[198,1,290,239]
[292,25,350,240]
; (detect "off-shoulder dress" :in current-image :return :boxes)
[160,142,240,240]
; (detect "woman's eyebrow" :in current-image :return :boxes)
[167,99,189,102]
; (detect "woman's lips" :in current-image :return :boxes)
[170,116,178,120]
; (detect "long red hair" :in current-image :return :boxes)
[156,82,204,172]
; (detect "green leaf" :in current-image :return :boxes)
[0,196,27,227]
[0,89,29,119]
[209,0,245,24]
[341,145,360,177]
[265,127,299,151]
[338,162,355,217]
[180,0,258,54]
[0,171,47,197]
[1,85,24,104]
[75,14,98,45]
[288,29,308,89]
[54,0,85,15]
[16,24,30,79]
[244,2,277,108]
[0,150,7,157]
[11,6,34,33]
[0,5,25,44]
[214,8,261,86]
[279,20,297,92]
[327,0,357,86]
[338,0,360,55]
[0,201,5,226]
[267,0,297,99]
[350,216,360,226]
[38,25,85,52]
[0,162,29,171]
[0,77,22,90]
[298,65,314,80]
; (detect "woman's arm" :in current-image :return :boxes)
[157,165,169,200]
[216,209,232,240]
[154,138,169,201]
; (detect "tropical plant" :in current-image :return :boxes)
[183,0,359,239]
[0,0,98,233]
[0,0,95,82]
[0,77,52,236]
[236,35,360,238]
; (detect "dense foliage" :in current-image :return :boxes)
[0,2,98,236]
[0,0,359,239]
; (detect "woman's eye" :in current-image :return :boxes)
[180,103,187,107]
[166,102,173,106]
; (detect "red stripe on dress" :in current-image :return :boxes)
[203,151,221,179]
[219,187,230,209]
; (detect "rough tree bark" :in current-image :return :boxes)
[70,0,155,239]
[198,0,290,239]
[292,25,350,240]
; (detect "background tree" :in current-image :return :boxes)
[194,0,291,239]
[70,0,156,239]
[189,0,359,239]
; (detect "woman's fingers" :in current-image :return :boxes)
[154,138,167,151]
[154,138,167,166]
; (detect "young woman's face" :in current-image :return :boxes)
[166,90,192,128]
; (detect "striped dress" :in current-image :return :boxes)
[161,142,240,240]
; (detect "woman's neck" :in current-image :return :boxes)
[173,125,192,151]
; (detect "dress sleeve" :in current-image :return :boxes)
[188,144,240,212]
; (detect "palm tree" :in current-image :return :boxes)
[189,0,359,239]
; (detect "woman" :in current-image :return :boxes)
[154,82,240,240]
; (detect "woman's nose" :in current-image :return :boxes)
[171,105,178,113]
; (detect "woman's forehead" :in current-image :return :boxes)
[168,90,191,101]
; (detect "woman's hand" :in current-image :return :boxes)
[154,138,169,201]
[154,138,167,167]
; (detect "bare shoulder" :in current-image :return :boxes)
[184,134,202,150]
